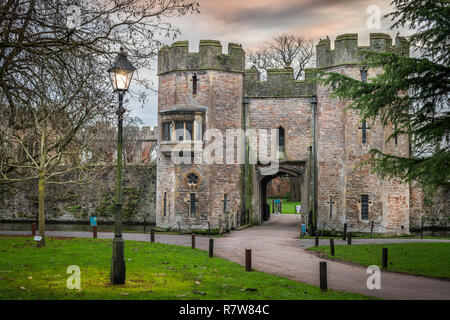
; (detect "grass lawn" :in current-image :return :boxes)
[309,242,450,279]
[267,198,301,214]
[0,236,370,300]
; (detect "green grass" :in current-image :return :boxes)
[0,236,371,300]
[267,198,301,214]
[309,242,450,279]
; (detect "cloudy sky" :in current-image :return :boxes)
[128,0,410,127]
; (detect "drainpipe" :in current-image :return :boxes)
[310,95,318,231]
[242,97,250,214]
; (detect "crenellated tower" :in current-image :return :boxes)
[315,33,411,233]
[156,40,245,231]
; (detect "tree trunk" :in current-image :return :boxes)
[38,173,46,246]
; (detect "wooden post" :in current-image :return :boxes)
[347,232,352,245]
[150,228,155,243]
[371,221,374,237]
[382,248,388,269]
[93,226,98,238]
[342,223,347,240]
[31,223,36,236]
[315,234,319,247]
[329,239,335,256]
[319,261,327,292]
[191,234,195,249]
[209,239,214,258]
[245,249,252,272]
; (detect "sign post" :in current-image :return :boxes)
[90,216,98,238]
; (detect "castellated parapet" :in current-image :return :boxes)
[158,40,245,74]
[244,67,316,97]
[316,33,410,68]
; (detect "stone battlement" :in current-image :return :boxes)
[316,33,410,68]
[126,126,158,140]
[158,40,245,74]
[244,66,315,97]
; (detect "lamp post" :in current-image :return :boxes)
[108,48,136,285]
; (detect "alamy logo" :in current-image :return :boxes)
[66,265,81,290]
[169,128,280,175]
[366,5,381,30]
[67,5,81,30]
[366,265,381,289]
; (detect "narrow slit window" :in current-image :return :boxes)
[361,194,369,220]
[192,74,197,95]
[190,193,196,217]
[163,192,167,216]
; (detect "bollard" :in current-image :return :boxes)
[191,234,195,249]
[319,261,327,292]
[32,223,36,236]
[209,239,214,258]
[150,228,155,243]
[315,234,319,247]
[178,222,182,235]
[382,248,388,269]
[245,249,252,272]
[371,221,374,237]
[329,239,335,256]
[93,226,98,238]
[342,223,347,240]
[347,232,352,245]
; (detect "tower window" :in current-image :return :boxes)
[278,127,285,148]
[192,74,197,95]
[175,121,184,141]
[163,192,167,216]
[189,193,196,217]
[361,194,369,220]
[162,122,172,141]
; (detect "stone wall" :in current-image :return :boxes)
[266,176,291,198]
[157,46,243,231]
[0,165,156,223]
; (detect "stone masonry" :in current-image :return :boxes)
[155,33,440,234]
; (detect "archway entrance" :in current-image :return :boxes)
[254,163,307,224]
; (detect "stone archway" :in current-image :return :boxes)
[253,162,307,224]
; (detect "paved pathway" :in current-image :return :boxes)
[2,215,449,300]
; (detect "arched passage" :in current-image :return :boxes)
[254,163,306,224]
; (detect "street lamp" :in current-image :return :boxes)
[108,47,136,285]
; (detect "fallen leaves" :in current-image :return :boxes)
[193,290,206,295]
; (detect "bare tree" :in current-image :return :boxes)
[0,54,116,246]
[0,0,200,122]
[247,34,315,80]
[0,0,199,245]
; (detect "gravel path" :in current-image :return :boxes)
[2,215,449,300]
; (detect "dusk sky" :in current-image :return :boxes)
[129,0,411,127]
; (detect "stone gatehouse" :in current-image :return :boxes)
[156,33,429,234]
